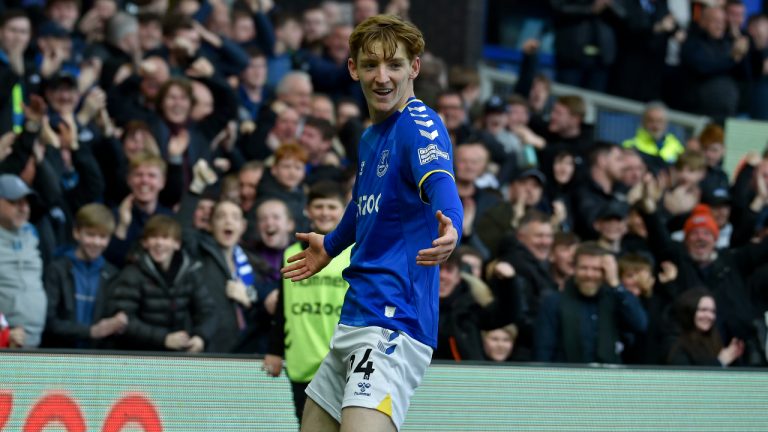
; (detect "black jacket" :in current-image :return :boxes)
[42,256,119,348]
[108,251,217,351]
[197,238,275,353]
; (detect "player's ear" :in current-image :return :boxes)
[409,56,421,80]
[348,58,360,81]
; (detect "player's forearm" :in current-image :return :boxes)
[323,200,357,257]
[423,172,464,243]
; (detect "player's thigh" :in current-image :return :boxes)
[340,406,396,432]
[301,397,340,432]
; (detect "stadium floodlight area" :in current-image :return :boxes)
[2,351,767,431]
[477,63,711,145]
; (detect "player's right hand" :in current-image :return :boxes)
[281,232,331,281]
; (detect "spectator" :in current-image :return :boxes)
[573,141,627,240]
[0,174,46,347]
[434,252,520,361]
[593,201,630,255]
[544,149,577,233]
[663,150,706,220]
[536,95,594,183]
[299,116,344,185]
[107,55,171,127]
[198,200,274,354]
[535,242,648,363]
[454,142,501,259]
[104,153,175,268]
[0,10,33,135]
[264,181,352,423]
[237,47,272,123]
[698,123,730,198]
[680,5,750,122]
[137,12,163,53]
[42,203,126,348]
[250,198,296,284]
[352,0,379,26]
[482,325,526,362]
[619,254,678,365]
[257,142,309,232]
[746,13,768,119]
[477,168,550,257]
[550,0,626,92]
[610,0,676,101]
[622,102,685,172]
[108,215,216,351]
[550,231,579,291]
[667,288,744,366]
[301,6,330,56]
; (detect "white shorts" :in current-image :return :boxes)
[305,324,433,431]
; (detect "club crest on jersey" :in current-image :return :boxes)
[359,161,365,176]
[377,150,390,177]
[418,144,449,165]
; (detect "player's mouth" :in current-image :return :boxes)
[372,89,393,97]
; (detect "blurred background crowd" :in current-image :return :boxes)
[0,0,767,373]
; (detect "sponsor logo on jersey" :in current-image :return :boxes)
[417,144,449,165]
[357,193,381,216]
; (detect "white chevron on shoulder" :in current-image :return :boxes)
[409,113,429,118]
[407,105,426,112]
[414,119,434,127]
[419,129,439,140]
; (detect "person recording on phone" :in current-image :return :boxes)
[534,242,647,364]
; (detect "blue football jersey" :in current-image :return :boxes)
[338,98,455,348]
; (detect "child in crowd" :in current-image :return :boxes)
[43,204,126,348]
[108,215,216,352]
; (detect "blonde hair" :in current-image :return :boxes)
[349,14,424,63]
[75,203,116,236]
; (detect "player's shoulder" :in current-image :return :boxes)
[396,99,446,144]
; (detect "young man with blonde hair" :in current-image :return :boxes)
[282,14,463,432]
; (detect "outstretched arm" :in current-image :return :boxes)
[416,172,463,266]
[280,232,332,282]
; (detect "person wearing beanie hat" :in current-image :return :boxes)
[637,180,768,365]
[683,204,719,263]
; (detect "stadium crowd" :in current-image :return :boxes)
[1,0,768,373]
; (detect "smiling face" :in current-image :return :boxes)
[211,201,246,249]
[307,197,344,234]
[128,164,165,206]
[161,84,192,125]
[482,329,514,362]
[694,296,717,333]
[142,235,180,269]
[257,200,294,250]
[348,41,420,124]
[73,227,111,261]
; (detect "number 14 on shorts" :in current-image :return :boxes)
[346,348,376,382]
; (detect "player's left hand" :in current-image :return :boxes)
[416,210,458,266]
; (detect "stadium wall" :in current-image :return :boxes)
[2,351,767,431]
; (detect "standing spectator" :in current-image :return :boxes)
[610,0,676,101]
[680,5,750,122]
[550,0,626,92]
[108,215,216,352]
[537,95,594,183]
[264,181,352,423]
[622,102,685,172]
[104,153,175,268]
[42,204,127,348]
[0,10,33,135]
[0,174,46,347]
[574,141,627,240]
[667,288,744,366]
[535,242,648,363]
[698,123,730,197]
[454,142,501,260]
[198,200,274,354]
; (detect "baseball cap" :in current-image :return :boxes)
[701,187,731,207]
[514,168,546,185]
[44,70,78,92]
[596,201,629,220]
[683,204,719,239]
[484,95,508,115]
[0,174,36,201]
